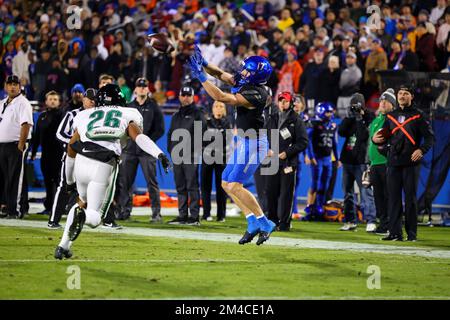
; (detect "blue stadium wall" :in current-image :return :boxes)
[31,113,449,209]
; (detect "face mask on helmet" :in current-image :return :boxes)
[316,102,335,121]
[234,56,273,86]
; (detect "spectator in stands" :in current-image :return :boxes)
[277,46,303,95]
[320,55,341,107]
[32,48,52,101]
[337,52,362,118]
[430,0,448,25]
[231,22,251,55]
[278,8,295,32]
[295,27,311,62]
[436,8,450,49]
[117,75,132,103]
[267,28,285,69]
[395,15,417,52]
[152,80,167,106]
[64,83,84,114]
[82,47,106,89]
[364,38,388,97]
[416,22,439,72]
[300,48,326,110]
[349,0,366,25]
[302,0,325,26]
[375,19,393,50]
[12,42,30,87]
[44,59,67,98]
[31,91,64,215]
[398,39,420,71]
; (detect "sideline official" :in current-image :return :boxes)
[201,101,231,222]
[50,88,96,228]
[31,91,65,215]
[265,92,308,231]
[167,86,206,226]
[373,85,434,241]
[117,77,165,222]
[0,75,33,219]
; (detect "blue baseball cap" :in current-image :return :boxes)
[71,83,85,95]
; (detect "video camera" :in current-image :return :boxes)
[349,93,365,115]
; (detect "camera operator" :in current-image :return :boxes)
[372,85,434,241]
[338,93,377,232]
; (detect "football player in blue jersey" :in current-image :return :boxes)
[188,46,276,245]
[303,102,338,220]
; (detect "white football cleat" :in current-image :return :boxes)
[366,223,377,233]
[340,223,357,231]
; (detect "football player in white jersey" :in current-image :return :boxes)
[55,84,171,259]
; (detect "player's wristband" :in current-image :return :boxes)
[198,72,207,83]
[202,59,208,67]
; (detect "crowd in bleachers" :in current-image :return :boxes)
[0,0,449,109]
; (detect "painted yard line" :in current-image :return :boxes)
[1,220,450,259]
[0,259,252,263]
[155,296,450,300]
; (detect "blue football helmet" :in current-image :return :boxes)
[236,56,272,86]
[315,102,335,120]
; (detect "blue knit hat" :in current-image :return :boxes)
[71,83,85,95]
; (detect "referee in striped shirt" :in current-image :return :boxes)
[49,88,96,228]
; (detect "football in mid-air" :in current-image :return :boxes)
[147,33,175,54]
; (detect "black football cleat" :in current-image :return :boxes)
[256,231,272,245]
[238,230,259,245]
[54,246,73,260]
[256,221,276,246]
[68,206,86,241]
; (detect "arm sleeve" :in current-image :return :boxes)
[135,134,163,159]
[65,156,75,185]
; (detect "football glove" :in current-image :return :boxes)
[158,153,172,173]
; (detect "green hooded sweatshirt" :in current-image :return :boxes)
[369,113,387,166]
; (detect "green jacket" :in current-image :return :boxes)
[369,113,387,166]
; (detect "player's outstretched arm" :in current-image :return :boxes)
[189,55,254,109]
[127,122,172,173]
[193,45,234,86]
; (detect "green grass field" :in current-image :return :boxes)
[1,215,450,299]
